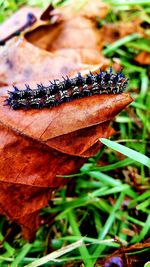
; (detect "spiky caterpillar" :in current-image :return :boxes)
[5,68,129,110]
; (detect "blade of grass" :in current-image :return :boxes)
[25,239,84,267]
[130,213,150,243]
[108,0,150,6]
[67,211,94,267]
[91,184,130,198]
[103,33,141,55]
[140,71,149,99]
[0,232,15,257]
[127,216,145,227]
[10,243,32,267]
[136,199,150,211]
[100,138,150,168]
[91,192,125,264]
[86,171,121,187]
[81,158,134,173]
[60,236,119,248]
[128,190,150,208]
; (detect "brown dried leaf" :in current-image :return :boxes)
[24,0,109,64]
[25,16,107,64]
[0,38,82,85]
[47,122,111,156]
[99,21,145,44]
[0,91,132,239]
[0,1,110,87]
[0,122,85,239]
[0,6,42,41]
[40,0,108,21]
[0,93,132,142]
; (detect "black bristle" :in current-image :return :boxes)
[25,84,31,90]
[104,72,110,79]
[96,71,102,82]
[86,72,96,85]
[63,76,72,89]
[8,85,20,100]
[37,83,44,89]
[76,73,84,86]
[13,85,19,92]
[6,68,128,110]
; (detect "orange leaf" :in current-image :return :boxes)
[0,122,85,239]
[0,93,132,141]
[0,89,132,239]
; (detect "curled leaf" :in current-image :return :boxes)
[0,93,132,141]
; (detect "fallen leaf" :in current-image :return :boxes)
[48,0,109,20]
[0,122,85,240]
[0,93,132,141]
[99,20,145,44]
[0,6,42,42]
[25,16,107,64]
[0,89,132,239]
[0,38,83,85]
[25,0,109,64]
[0,1,110,87]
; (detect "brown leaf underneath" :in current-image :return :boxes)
[0,123,85,188]
[47,122,112,156]
[0,123,85,239]
[25,16,106,65]
[0,7,42,41]
[0,1,109,86]
[47,0,109,21]
[0,37,82,86]
[99,20,144,44]
[0,91,132,239]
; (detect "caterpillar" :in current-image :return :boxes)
[5,68,129,110]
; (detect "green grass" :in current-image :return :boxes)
[0,0,150,266]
